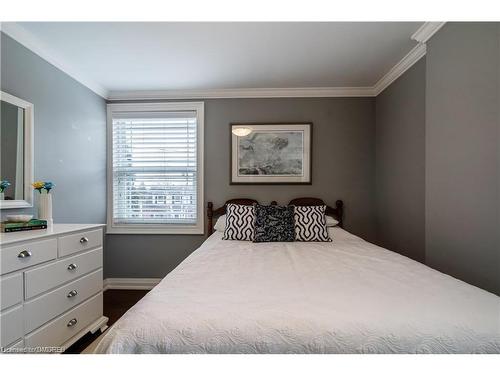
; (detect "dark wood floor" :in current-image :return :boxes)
[64,289,148,354]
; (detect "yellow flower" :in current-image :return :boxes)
[32,181,45,189]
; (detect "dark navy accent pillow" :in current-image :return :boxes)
[253,204,295,242]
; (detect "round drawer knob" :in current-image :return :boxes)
[67,318,78,327]
[17,250,32,258]
[67,263,77,271]
[79,237,89,244]
[67,290,78,298]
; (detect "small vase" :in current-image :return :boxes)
[38,192,53,227]
[0,192,4,200]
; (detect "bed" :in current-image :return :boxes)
[95,198,500,354]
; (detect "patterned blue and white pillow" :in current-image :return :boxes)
[222,204,255,241]
[294,205,332,242]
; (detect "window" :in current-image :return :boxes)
[107,102,204,234]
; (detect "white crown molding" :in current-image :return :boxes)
[103,278,161,291]
[372,22,446,95]
[372,43,427,96]
[411,22,446,44]
[1,22,108,98]
[2,22,447,100]
[107,86,375,100]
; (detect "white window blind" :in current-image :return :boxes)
[112,110,198,226]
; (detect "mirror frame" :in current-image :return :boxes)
[0,91,34,209]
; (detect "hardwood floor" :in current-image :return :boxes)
[63,289,148,354]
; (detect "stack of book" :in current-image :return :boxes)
[1,219,48,233]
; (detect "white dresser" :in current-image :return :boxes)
[0,224,108,353]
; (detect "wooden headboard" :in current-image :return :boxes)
[207,197,343,236]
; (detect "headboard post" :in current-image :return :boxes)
[335,200,344,228]
[207,202,214,236]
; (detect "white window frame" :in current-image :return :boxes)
[106,102,204,234]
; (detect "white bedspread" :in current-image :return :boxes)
[95,228,500,353]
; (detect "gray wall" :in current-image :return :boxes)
[0,32,106,223]
[425,23,500,295]
[3,25,498,294]
[2,33,376,279]
[498,23,500,298]
[375,58,426,262]
[374,23,500,295]
[106,97,376,278]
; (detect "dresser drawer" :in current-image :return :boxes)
[1,238,57,275]
[24,247,102,299]
[1,305,23,347]
[24,269,103,333]
[58,229,103,258]
[25,293,102,349]
[0,273,23,311]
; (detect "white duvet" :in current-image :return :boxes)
[95,228,500,353]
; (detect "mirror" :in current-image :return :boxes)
[1,101,25,200]
[0,91,33,209]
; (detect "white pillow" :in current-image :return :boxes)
[214,214,226,232]
[294,205,332,242]
[222,204,255,241]
[326,215,339,227]
[215,213,338,231]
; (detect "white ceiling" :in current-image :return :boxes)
[5,22,424,97]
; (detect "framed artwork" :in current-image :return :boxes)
[230,123,312,184]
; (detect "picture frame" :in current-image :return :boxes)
[230,123,312,185]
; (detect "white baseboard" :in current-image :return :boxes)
[103,278,161,291]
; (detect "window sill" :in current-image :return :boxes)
[106,224,204,235]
